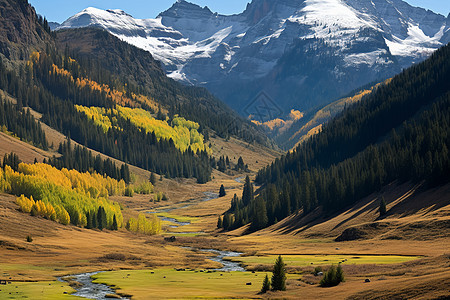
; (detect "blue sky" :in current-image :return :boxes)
[30,0,449,23]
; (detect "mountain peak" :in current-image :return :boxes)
[159,0,213,18]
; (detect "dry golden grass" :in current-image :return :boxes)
[0,133,50,164]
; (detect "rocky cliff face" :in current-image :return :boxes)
[58,0,450,115]
[0,0,52,61]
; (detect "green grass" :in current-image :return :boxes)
[0,281,77,299]
[93,269,295,299]
[228,254,421,267]
[0,264,48,272]
[155,212,199,224]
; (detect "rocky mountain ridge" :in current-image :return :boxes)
[57,0,449,115]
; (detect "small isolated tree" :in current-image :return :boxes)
[149,172,156,185]
[271,255,286,291]
[261,274,271,293]
[219,184,226,197]
[379,196,387,216]
[26,235,33,243]
[320,264,344,287]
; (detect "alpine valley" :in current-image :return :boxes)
[0,0,449,299]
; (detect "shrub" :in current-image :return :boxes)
[320,264,344,287]
[26,235,33,243]
[124,186,134,197]
[219,184,226,197]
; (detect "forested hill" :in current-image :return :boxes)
[0,0,273,183]
[55,27,272,148]
[221,43,450,232]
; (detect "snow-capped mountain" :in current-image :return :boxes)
[58,0,450,114]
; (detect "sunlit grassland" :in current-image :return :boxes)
[228,254,422,268]
[0,281,76,300]
[93,269,297,299]
[155,212,199,224]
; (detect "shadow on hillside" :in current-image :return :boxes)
[270,181,450,237]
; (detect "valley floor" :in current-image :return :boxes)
[0,133,449,299]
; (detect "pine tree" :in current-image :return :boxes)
[242,176,253,206]
[150,172,156,185]
[86,211,93,229]
[271,255,286,291]
[121,164,131,184]
[236,156,245,171]
[336,263,344,283]
[222,214,232,231]
[219,184,226,197]
[91,210,98,229]
[97,206,107,230]
[320,264,344,287]
[112,214,118,230]
[251,197,268,231]
[261,274,271,293]
[379,196,387,216]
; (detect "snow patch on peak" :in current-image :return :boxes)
[384,22,444,58]
[106,9,132,17]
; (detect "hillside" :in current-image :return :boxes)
[55,27,272,149]
[220,42,450,232]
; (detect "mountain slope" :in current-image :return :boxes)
[58,0,449,115]
[55,27,272,149]
[222,42,450,232]
[0,0,52,61]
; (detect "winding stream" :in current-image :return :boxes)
[61,272,128,300]
[68,249,245,299]
[69,187,245,299]
[201,249,245,272]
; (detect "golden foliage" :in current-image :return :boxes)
[5,163,124,229]
[16,194,34,213]
[76,105,210,153]
[127,214,161,235]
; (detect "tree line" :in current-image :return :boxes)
[47,139,131,183]
[0,95,48,150]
